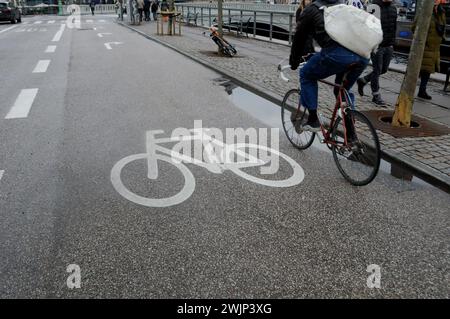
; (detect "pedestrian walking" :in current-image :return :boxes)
[415,0,446,100]
[144,0,151,21]
[160,0,168,12]
[151,1,159,21]
[89,0,96,16]
[115,0,124,20]
[294,0,314,56]
[295,0,312,23]
[137,0,144,22]
[357,0,397,106]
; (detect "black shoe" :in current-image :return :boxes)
[302,118,321,132]
[357,78,366,97]
[418,90,432,100]
[372,95,387,107]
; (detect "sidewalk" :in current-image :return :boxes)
[118,19,450,189]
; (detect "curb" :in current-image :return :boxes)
[118,21,450,193]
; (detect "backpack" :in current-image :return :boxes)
[320,4,383,58]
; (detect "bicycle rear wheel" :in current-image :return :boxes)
[331,110,380,186]
[281,89,315,150]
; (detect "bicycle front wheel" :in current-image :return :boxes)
[331,110,380,186]
[281,89,315,150]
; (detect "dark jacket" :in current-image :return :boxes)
[295,6,303,23]
[372,0,397,47]
[151,2,159,12]
[144,0,151,11]
[290,0,339,66]
[413,5,446,73]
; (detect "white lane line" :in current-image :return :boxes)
[48,20,55,24]
[5,89,39,119]
[0,25,17,34]
[86,19,93,23]
[32,60,51,73]
[45,45,56,53]
[0,170,4,181]
[34,21,42,24]
[99,19,106,23]
[52,24,65,42]
[104,42,123,50]
[97,32,111,38]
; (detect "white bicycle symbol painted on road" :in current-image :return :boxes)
[111,128,305,207]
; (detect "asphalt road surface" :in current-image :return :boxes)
[0,16,449,298]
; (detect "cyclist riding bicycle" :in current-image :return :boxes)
[289,0,369,132]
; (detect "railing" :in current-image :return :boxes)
[60,4,117,15]
[175,2,296,44]
[181,2,297,13]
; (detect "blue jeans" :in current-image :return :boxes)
[300,45,369,110]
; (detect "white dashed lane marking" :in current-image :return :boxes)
[0,170,4,181]
[45,45,56,53]
[0,25,17,34]
[32,60,51,73]
[52,24,65,42]
[5,89,39,119]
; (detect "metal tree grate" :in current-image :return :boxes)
[362,110,450,138]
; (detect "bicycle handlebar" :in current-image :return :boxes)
[277,60,307,83]
[278,54,313,82]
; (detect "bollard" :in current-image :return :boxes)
[253,11,256,38]
[288,14,292,44]
[269,12,273,41]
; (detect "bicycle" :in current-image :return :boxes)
[111,128,305,207]
[203,25,237,57]
[278,58,381,186]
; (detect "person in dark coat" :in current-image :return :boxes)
[415,0,446,100]
[151,1,159,21]
[295,0,315,55]
[144,0,151,21]
[89,1,96,16]
[160,0,168,11]
[295,0,312,23]
[357,0,397,106]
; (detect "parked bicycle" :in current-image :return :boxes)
[278,57,381,186]
[203,25,237,57]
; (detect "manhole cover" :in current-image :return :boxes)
[362,110,450,138]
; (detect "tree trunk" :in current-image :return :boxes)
[392,0,434,127]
